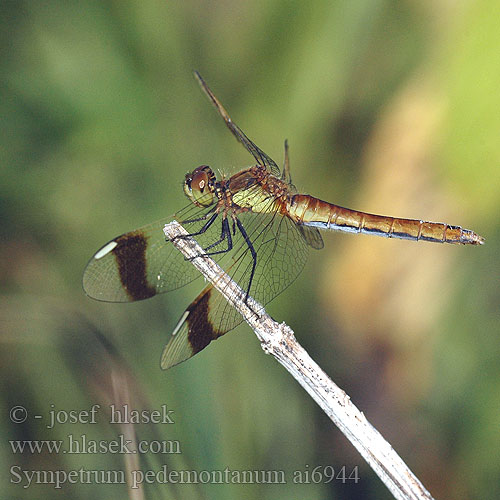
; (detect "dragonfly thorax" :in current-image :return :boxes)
[184,165,217,207]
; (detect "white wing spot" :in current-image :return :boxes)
[172,310,190,336]
[94,241,118,260]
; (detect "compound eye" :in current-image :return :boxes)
[191,170,209,193]
[184,165,216,207]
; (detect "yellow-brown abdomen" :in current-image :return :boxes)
[287,194,484,245]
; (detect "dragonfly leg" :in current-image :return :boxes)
[197,217,233,257]
[180,211,215,224]
[172,211,219,243]
[235,218,257,303]
[185,217,234,263]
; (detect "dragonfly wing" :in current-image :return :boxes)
[161,198,311,369]
[161,284,247,370]
[83,218,203,302]
[83,202,220,303]
[296,224,324,250]
[194,71,281,177]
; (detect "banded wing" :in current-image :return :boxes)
[161,285,224,369]
[83,219,197,303]
[194,71,281,177]
[161,198,312,370]
[83,202,224,302]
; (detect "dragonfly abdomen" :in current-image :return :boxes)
[288,195,484,245]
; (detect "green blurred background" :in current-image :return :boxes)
[1,1,499,499]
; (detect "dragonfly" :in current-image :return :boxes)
[83,72,484,370]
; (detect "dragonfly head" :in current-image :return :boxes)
[184,165,217,207]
